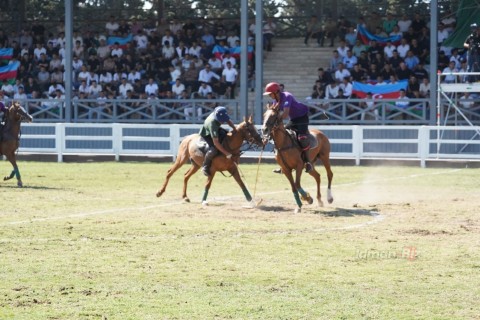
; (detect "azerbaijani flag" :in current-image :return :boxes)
[230,45,254,61]
[0,48,13,60]
[352,80,408,99]
[107,34,133,49]
[357,24,402,46]
[212,45,227,60]
[0,61,20,83]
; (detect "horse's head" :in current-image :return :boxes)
[262,103,281,138]
[8,101,33,123]
[237,115,263,147]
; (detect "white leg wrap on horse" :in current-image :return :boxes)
[202,201,209,206]
[327,188,334,203]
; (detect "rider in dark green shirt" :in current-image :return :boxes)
[199,106,236,176]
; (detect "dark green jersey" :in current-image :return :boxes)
[199,112,221,138]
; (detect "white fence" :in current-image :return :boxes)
[16,123,480,167]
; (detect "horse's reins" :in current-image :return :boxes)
[266,111,296,168]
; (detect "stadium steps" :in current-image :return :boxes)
[262,37,334,99]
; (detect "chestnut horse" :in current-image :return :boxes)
[156,116,263,205]
[262,103,333,213]
[0,101,33,187]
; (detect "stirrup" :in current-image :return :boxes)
[202,166,210,176]
[305,163,313,173]
[272,168,282,174]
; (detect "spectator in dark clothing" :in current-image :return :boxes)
[367,40,382,62]
[380,63,396,80]
[412,62,429,80]
[411,12,426,36]
[350,63,366,82]
[396,62,413,81]
[389,50,404,69]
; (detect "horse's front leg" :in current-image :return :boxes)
[282,168,302,213]
[4,155,23,187]
[228,164,252,202]
[294,163,313,205]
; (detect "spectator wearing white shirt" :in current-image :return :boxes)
[227,31,240,48]
[144,78,159,97]
[383,41,397,59]
[33,43,47,61]
[221,61,238,98]
[340,77,353,97]
[171,79,186,98]
[88,80,102,98]
[105,15,119,36]
[99,70,113,85]
[188,41,202,58]
[198,82,213,97]
[118,77,134,98]
[325,80,340,99]
[336,40,349,59]
[161,29,175,46]
[397,14,412,34]
[396,38,410,59]
[207,56,223,73]
[162,40,175,61]
[198,64,221,84]
[127,69,141,83]
[169,66,181,84]
[221,52,236,68]
[442,61,459,84]
[134,30,148,54]
[111,43,123,58]
[334,63,351,82]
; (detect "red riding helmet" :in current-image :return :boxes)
[263,82,280,95]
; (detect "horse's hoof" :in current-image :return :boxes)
[202,201,208,206]
[327,189,333,204]
[156,191,162,198]
[17,182,23,188]
[183,197,190,203]
[301,193,314,205]
[294,207,301,214]
[318,200,324,207]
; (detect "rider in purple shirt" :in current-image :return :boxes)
[0,101,6,112]
[263,82,313,173]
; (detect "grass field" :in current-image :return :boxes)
[0,161,479,320]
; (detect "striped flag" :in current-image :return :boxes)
[0,48,13,60]
[107,34,133,49]
[352,80,408,99]
[0,61,20,84]
[357,24,402,46]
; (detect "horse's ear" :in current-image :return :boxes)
[248,114,253,123]
[243,116,247,123]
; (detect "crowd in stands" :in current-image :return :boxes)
[305,9,480,119]
[0,15,278,120]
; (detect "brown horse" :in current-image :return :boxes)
[156,115,263,205]
[0,101,33,187]
[262,103,333,213]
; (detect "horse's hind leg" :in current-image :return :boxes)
[182,163,200,202]
[320,153,334,204]
[307,166,322,207]
[156,153,189,198]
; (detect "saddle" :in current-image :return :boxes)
[195,128,229,155]
[285,129,318,150]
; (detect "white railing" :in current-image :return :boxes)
[16,123,480,167]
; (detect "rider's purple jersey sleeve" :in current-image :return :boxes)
[278,92,309,119]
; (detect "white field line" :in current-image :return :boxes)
[0,168,463,229]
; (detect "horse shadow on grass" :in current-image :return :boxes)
[1,184,63,190]
[257,204,379,217]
